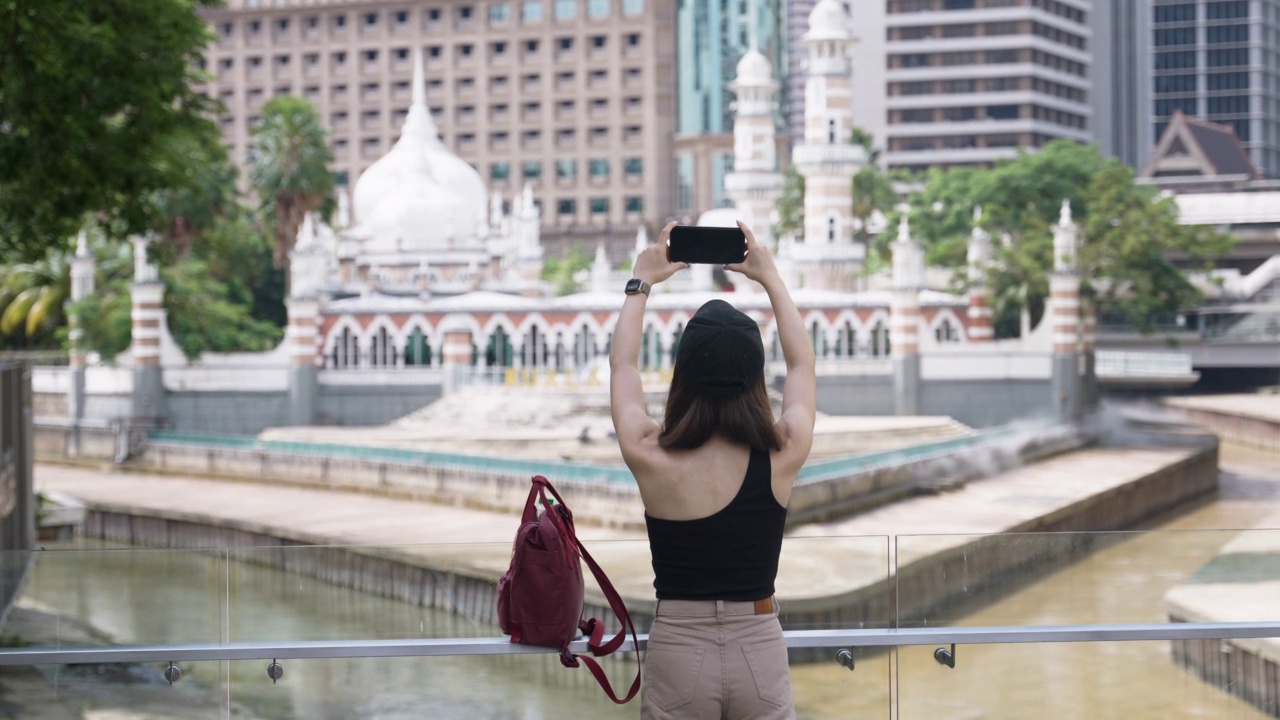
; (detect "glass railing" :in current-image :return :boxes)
[2,531,1278,718]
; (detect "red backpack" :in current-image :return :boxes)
[496,476,642,704]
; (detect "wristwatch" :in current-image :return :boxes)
[624,278,650,296]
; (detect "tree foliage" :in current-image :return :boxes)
[541,244,594,296]
[773,166,805,239]
[899,141,1233,335]
[249,97,335,271]
[849,130,897,246]
[0,253,69,348]
[0,0,221,261]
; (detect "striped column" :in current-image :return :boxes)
[441,320,474,394]
[967,290,994,342]
[1050,275,1081,355]
[1082,298,1098,413]
[1050,200,1082,422]
[286,298,321,426]
[286,299,321,369]
[892,216,923,415]
[129,280,166,421]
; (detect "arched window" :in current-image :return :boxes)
[404,328,432,366]
[871,321,890,357]
[572,324,593,368]
[669,322,684,365]
[837,321,856,357]
[370,327,394,367]
[935,319,959,343]
[486,326,514,367]
[329,327,359,369]
[810,320,828,358]
[524,323,547,367]
[553,332,566,371]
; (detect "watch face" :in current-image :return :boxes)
[625,278,644,293]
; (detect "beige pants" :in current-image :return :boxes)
[641,598,795,720]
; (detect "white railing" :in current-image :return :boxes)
[2,622,1278,667]
[1095,350,1194,378]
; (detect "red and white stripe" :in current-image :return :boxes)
[1050,275,1081,355]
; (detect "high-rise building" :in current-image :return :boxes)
[880,0,1093,172]
[1150,0,1280,177]
[1091,0,1153,169]
[198,0,676,257]
[674,0,786,220]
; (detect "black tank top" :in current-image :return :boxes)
[644,447,787,601]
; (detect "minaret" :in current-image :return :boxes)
[67,230,95,437]
[1050,199,1082,422]
[891,214,924,415]
[286,213,329,426]
[723,32,784,251]
[129,235,166,423]
[790,0,865,290]
[966,206,995,343]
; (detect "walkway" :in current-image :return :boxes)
[35,443,1205,611]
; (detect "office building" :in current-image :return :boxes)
[1091,0,1153,169]
[1150,0,1280,177]
[198,0,676,257]
[881,0,1093,172]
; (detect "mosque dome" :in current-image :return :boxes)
[351,51,487,253]
[805,0,851,41]
[734,49,773,85]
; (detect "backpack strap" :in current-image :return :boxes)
[540,477,643,705]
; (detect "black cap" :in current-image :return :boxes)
[675,300,764,397]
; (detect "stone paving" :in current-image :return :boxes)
[35,443,1202,611]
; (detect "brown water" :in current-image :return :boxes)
[10,442,1280,719]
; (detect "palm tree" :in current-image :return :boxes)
[0,252,70,347]
[849,129,896,247]
[248,96,335,273]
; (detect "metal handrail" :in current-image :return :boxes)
[3,622,1278,666]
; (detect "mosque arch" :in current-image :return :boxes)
[322,317,365,369]
[369,326,396,367]
[870,318,891,358]
[930,310,964,345]
[403,325,434,366]
[485,325,515,368]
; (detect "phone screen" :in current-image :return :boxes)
[667,226,747,265]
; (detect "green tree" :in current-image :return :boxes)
[0,0,220,261]
[901,141,1232,335]
[249,97,335,272]
[774,166,805,239]
[150,124,242,258]
[849,129,897,247]
[541,244,594,296]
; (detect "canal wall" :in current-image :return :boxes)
[1165,394,1280,453]
[1165,509,1280,718]
[65,432,1220,662]
[35,421,1084,532]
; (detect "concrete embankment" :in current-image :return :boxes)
[1165,514,1280,717]
[35,429,1219,641]
[1166,394,1280,452]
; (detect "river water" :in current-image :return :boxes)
[11,442,1280,719]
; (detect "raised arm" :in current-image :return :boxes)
[610,221,684,462]
[727,222,816,463]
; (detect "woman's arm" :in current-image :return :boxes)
[727,222,816,462]
[610,222,684,465]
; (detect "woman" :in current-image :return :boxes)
[610,221,816,719]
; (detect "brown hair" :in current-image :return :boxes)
[658,366,783,452]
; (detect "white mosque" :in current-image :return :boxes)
[286,0,976,381]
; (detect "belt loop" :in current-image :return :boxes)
[716,600,725,623]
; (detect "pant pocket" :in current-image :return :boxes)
[643,641,705,712]
[742,637,792,709]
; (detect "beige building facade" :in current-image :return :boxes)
[199,0,676,258]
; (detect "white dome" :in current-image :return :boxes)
[735,49,773,85]
[806,0,851,41]
[351,50,487,253]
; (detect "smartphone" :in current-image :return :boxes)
[667,225,747,265]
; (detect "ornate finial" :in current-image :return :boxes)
[1059,199,1072,226]
[412,47,426,106]
[131,235,157,283]
[896,213,911,244]
[75,229,89,256]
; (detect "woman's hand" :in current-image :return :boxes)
[725,221,780,285]
[632,221,687,286]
